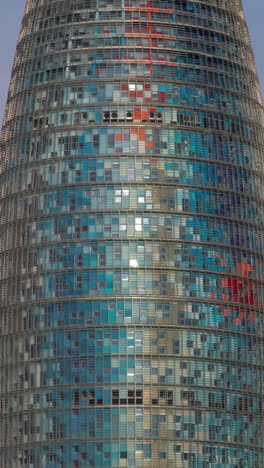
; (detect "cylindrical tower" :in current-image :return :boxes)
[1,0,264,466]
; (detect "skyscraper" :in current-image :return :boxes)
[1,0,264,466]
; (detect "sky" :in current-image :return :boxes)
[0,0,263,123]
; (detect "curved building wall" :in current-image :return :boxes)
[1,0,264,466]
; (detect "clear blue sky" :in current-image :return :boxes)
[0,0,263,123]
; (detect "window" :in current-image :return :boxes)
[143,445,152,459]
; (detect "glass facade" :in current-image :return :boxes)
[1,0,264,466]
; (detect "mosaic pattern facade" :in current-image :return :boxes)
[1,0,264,466]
